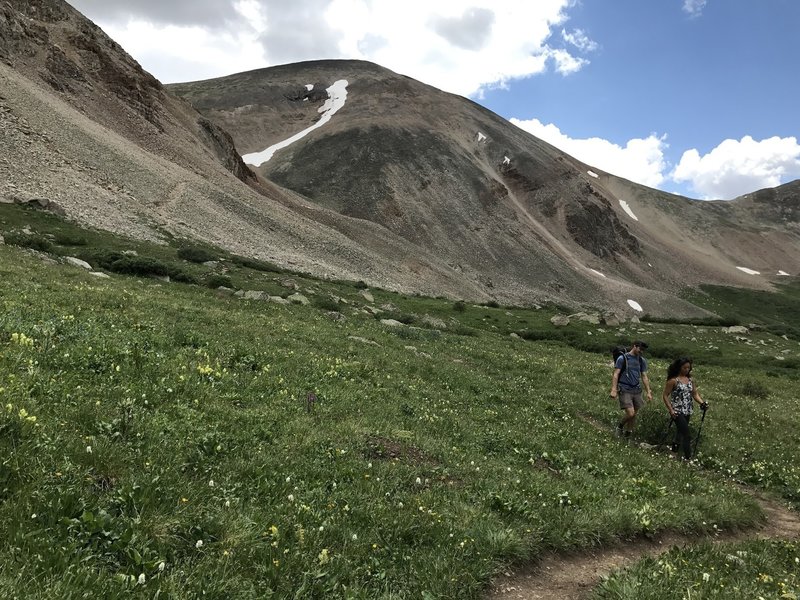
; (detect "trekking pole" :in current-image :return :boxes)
[692,403,708,456]
[657,415,674,447]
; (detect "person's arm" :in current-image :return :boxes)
[662,379,676,417]
[692,380,707,408]
[642,371,653,401]
[610,368,621,398]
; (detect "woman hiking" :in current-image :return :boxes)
[662,357,708,461]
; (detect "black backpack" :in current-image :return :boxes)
[612,346,643,375]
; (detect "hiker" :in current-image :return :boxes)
[662,357,707,460]
[610,341,652,437]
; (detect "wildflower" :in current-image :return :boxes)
[287,494,294,502]
[270,525,279,537]
[702,572,710,582]
[85,446,92,454]
[352,533,358,541]
[415,477,422,485]
[158,562,166,572]
[318,549,330,564]
[137,574,146,585]
[195,540,203,549]
[208,479,215,487]
[224,500,231,508]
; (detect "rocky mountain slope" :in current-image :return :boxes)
[170,60,799,315]
[1,0,797,317]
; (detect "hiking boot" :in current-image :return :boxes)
[623,430,632,439]
[670,443,679,453]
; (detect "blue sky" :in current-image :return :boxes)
[69,0,800,200]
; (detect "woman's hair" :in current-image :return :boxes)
[666,357,692,380]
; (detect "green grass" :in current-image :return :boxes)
[1,203,799,598]
[593,539,799,599]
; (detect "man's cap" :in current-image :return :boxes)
[632,340,648,349]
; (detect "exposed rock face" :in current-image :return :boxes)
[198,117,256,184]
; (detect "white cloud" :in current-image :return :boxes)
[510,118,668,188]
[682,0,707,18]
[71,0,584,95]
[671,135,800,199]
[561,28,598,53]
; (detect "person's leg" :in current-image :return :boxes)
[674,414,691,460]
[623,393,643,435]
[617,392,635,434]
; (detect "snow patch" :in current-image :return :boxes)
[305,84,314,91]
[778,270,791,276]
[589,268,606,278]
[618,199,639,221]
[587,170,598,178]
[243,80,349,166]
[503,156,511,165]
[736,267,761,275]
[477,132,487,143]
[627,299,643,312]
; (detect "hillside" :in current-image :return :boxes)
[1,202,799,598]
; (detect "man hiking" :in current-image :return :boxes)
[610,340,653,437]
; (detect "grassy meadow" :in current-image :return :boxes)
[1,203,799,598]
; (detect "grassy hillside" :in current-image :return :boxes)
[1,204,799,598]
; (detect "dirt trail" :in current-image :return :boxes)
[487,466,800,600]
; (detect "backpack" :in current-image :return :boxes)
[611,346,643,375]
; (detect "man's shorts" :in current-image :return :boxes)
[618,390,643,411]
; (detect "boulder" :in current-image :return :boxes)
[64,256,92,270]
[326,311,346,321]
[550,314,570,327]
[421,315,447,329]
[280,278,299,290]
[348,336,380,346]
[602,313,621,327]
[287,293,310,305]
[89,272,110,279]
[380,319,404,327]
[360,290,375,303]
[723,326,749,335]
[243,290,266,301]
[0,233,4,245]
[216,286,235,296]
[268,296,290,305]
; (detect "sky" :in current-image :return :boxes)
[68,0,800,200]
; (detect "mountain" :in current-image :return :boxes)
[169,60,799,314]
[2,0,798,317]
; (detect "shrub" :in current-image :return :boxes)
[452,301,466,312]
[4,232,54,253]
[53,233,88,246]
[177,246,217,263]
[230,255,283,273]
[79,249,196,282]
[206,274,233,289]
[740,379,770,400]
[312,297,341,312]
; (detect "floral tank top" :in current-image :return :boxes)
[670,378,694,415]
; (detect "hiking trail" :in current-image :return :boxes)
[487,418,800,599]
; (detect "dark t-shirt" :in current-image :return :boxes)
[615,353,647,392]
